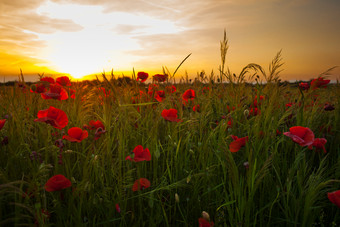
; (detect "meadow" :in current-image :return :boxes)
[0,44,340,226]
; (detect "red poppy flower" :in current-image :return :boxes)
[311,77,330,89]
[30,83,47,93]
[155,90,166,102]
[182,89,196,101]
[148,84,158,97]
[137,71,149,82]
[69,89,76,99]
[63,127,88,142]
[45,174,72,192]
[193,104,200,112]
[229,135,249,152]
[166,85,176,93]
[253,95,264,107]
[283,126,315,147]
[126,145,151,162]
[153,74,167,82]
[328,190,340,208]
[202,86,210,94]
[276,129,281,136]
[132,178,150,191]
[198,218,214,227]
[308,138,327,153]
[88,120,105,130]
[227,119,233,128]
[85,120,106,140]
[56,76,71,86]
[34,106,68,130]
[98,87,110,97]
[227,105,236,113]
[249,107,260,116]
[299,82,310,90]
[161,109,181,122]
[115,203,121,213]
[40,77,55,84]
[41,84,68,100]
[0,119,6,130]
[285,103,294,108]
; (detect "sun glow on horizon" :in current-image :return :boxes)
[32,1,185,79]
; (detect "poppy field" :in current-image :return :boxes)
[1,60,340,226]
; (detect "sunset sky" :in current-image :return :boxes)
[1,0,339,82]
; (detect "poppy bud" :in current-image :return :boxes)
[175,193,180,203]
[115,203,121,213]
[243,161,249,169]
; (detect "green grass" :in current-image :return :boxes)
[0,37,340,226]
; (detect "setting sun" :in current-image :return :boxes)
[33,0,184,79]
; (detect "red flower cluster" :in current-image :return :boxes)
[98,87,110,97]
[30,83,47,94]
[311,77,330,89]
[253,95,264,107]
[284,126,314,146]
[63,127,88,142]
[166,85,176,93]
[34,106,68,130]
[298,77,330,91]
[41,84,68,101]
[299,82,310,90]
[45,174,72,192]
[249,107,260,116]
[284,126,327,152]
[155,90,166,102]
[161,109,181,122]
[126,145,151,162]
[229,135,248,152]
[137,71,149,82]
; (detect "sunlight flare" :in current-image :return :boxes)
[34,0,184,78]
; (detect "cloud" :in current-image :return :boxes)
[0,52,57,76]
[113,24,148,35]
[0,0,83,77]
